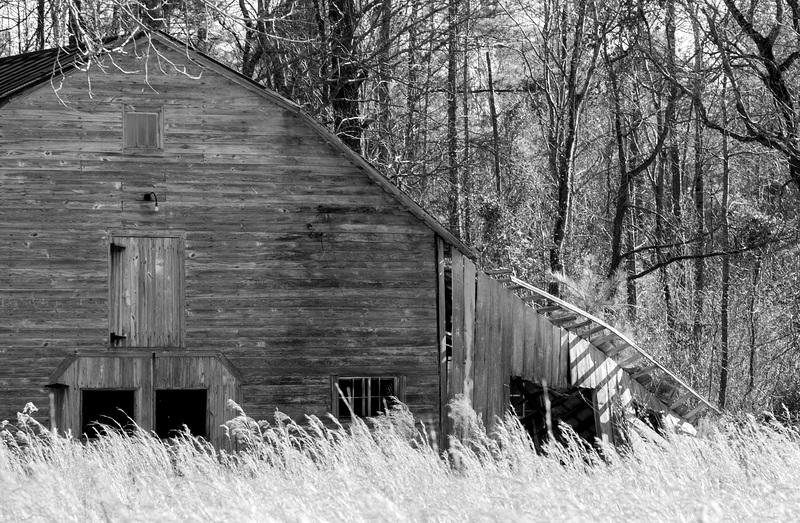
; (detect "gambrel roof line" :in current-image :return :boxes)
[0,31,475,258]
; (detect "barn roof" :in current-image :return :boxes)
[0,44,83,104]
[0,32,475,257]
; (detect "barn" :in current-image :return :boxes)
[0,31,716,449]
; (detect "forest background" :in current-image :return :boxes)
[1,0,799,416]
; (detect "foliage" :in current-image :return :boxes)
[4,402,800,521]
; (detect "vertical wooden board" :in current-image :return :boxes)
[153,239,161,346]
[549,323,558,387]
[64,387,77,438]
[535,313,549,385]
[130,239,141,347]
[482,278,495,429]
[450,250,465,400]
[138,356,153,432]
[473,272,491,425]
[485,277,503,429]
[555,328,570,387]
[176,237,186,348]
[595,380,613,447]
[139,240,150,347]
[109,240,121,347]
[523,306,538,381]
[113,236,134,346]
[495,285,514,428]
[436,237,447,443]
[462,257,477,405]
[569,337,591,388]
[549,323,567,388]
[510,297,526,376]
[63,365,79,435]
[207,361,219,444]
[169,237,182,348]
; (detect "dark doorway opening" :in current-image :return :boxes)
[509,377,598,452]
[155,389,207,438]
[82,390,135,436]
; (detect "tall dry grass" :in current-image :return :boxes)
[2,398,800,522]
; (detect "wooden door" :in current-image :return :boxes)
[109,235,184,348]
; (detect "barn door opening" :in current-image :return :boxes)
[82,389,136,437]
[155,389,207,438]
[109,233,185,348]
[509,377,598,452]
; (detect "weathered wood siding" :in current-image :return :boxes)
[0,40,439,429]
[448,260,690,444]
[449,253,577,430]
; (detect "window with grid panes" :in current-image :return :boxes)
[335,377,399,419]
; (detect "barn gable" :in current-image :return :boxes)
[0,32,473,257]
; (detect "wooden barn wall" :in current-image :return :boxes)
[448,252,571,430]
[447,258,693,443]
[0,42,439,429]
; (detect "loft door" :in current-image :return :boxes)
[109,235,184,348]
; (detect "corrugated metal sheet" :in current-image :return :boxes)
[0,45,82,105]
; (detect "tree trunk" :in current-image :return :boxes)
[625,180,638,316]
[746,255,763,397]
[447,0,462,236]
[665,0,682,237]
[486,51,501,196]
[543,0,595,296]
[461,0,472,243]
[68,0,82,47]
[654,122,675,330]
[691,11,705,356]
[36,0,45,50]
[329,0,364,152]
[607,53,631,281]
[375,0,393,177]
[142,0,164,29]
[718,79,731,409]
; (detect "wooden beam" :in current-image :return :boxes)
[550,315,577,327]
[536,305,562,313]
[617,352,643,369]
[565,318,592,331]
[582,325,606,337]
[521,294,545,302]
[485,268,513,275]
[670,391,694,409]
[592,332,619,347]
[604,342,629,357]
[632,364,660,379]
[505,284,525,291]
[685,403,708,422]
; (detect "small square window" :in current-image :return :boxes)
[123,106,163,150]
[335,376,400,420]
[82,389,135,436]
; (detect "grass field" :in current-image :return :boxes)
[2,399,800,522]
